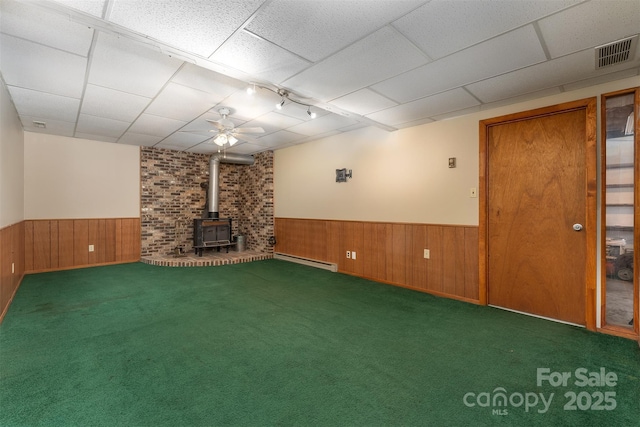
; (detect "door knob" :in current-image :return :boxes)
[572,223,583,231]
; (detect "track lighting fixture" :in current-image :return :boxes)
[307,107,317,119]
[248,83,317,119]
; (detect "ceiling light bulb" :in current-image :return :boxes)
[276,98,285,110]
[307,108,316,119]
[214,134,227,146]
[246,84,255,95]
[228,135,238,146]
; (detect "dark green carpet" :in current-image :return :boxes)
[1,260,638,426]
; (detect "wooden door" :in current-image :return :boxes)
[480,99,597,327]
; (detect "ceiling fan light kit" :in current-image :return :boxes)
[201,108,264,147]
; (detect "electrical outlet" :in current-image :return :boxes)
[352,251,356,260]
[346,251,351,259]
[424,249,430,259]
[470,188,477,198]
[89,244,95,252]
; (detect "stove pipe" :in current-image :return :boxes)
[209,152,254,218]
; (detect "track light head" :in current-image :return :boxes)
[307,107,317,119]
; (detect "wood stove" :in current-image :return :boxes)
[193,218,234,256]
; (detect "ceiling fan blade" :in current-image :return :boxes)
[205,119,225,131]
[232,133,260,143]
[234,126,265,134]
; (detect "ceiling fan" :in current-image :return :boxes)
[203,108,265,146]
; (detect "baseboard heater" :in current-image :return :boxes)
[274,253,338,272]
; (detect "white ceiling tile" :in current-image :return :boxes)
[74,132,118,143]
[466,50,640,104]
[145,82,223,121]
[155,141,196,151]
[286,113,357,137]
[372,25,547,103]
[210,30,311,84]
[393,0,579,59]
[366,88,479,126]
[19,115,75,137]
[394,117,435,129]
[224,142,263,155]
[1,0,94,56]
[562,68,640,92]
[338,123,369,133]
[51,0,106,17]
[247,0,425,62]
[276,102,328,121]
[88,32,183,97]
[0,34,87,98]
[538,0,640,58]
[160,132,210,147]
[81,84,150,123]
[329,89,398,116]
[7,86,80,122]
[240,111,303,135]
[282,26,429,102]
[217,90,280,121]
[171,63,246,96]
[117,132,163,147]
[148,144,181,152]
[254,130,305,148]
[478,87,563,111]
[430,105,482,121]
[108,0,265,57]
[127,114,187,137]
[76,114,130,138]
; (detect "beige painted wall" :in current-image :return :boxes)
[0,79,24,228]
[24,133,140,219]
[275,75,640,225]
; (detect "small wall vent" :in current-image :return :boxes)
[595,36,637,69]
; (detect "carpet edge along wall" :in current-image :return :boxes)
[0,260,638,426]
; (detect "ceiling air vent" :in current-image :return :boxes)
[595,36,637,69]
[32,120,47,129]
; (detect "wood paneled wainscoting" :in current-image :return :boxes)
[275,218,479,303]
[24,218,141,274]
[1,222,25,322]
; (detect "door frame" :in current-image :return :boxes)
[599,87,640,339]
[478,98,597,331]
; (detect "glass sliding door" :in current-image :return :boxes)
[601,88,638,336]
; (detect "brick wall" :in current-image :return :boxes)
[140,147,274,257]
[239,151,274,254]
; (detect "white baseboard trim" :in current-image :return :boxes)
[274,253,338,272]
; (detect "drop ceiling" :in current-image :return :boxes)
[1,0,639,155]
